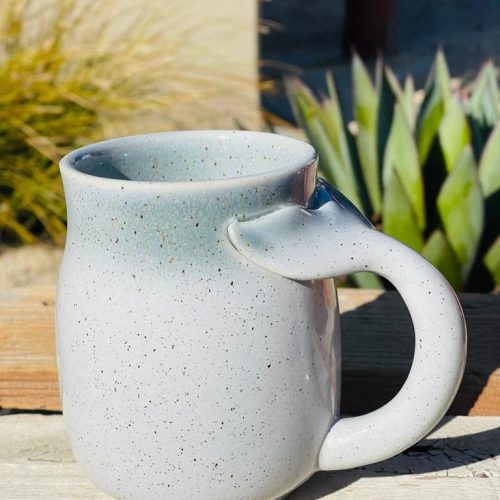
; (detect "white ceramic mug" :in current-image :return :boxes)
[57,131,466,500]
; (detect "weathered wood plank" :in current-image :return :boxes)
[0,415,498,499]
[0,285,498,414]
[0,286,59,410]
[339,289,500,416]
[294,476,500,499]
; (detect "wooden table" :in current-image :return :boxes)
[1,286,499,498]
[0,414,498,499]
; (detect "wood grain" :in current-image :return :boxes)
[0,415,498,499]
[0,285,498,414]
[338,289,500,416]
[0,286,59,410]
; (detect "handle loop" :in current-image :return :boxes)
[227,179,466,470]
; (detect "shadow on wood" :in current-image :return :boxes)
[339,290,500,416]
[289,417,500,499]
[0,286,497,415]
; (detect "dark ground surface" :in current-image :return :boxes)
[260,0,500,122]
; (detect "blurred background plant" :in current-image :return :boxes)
[286,50,499,292]
[0,0,160,245]
[2,0,498,294]
[0,0,254,248]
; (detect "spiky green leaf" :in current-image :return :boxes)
[318,104,364,208]
[325,70,344,132]
[382,168,424,251]
[439,96,471,172]
[352,53,381,214]
[325,71,370,212]
[437,146,484,279]
[484,238,500,287]
[383,103,425,230]
[478,121,500,198]
[422,230,463,291]
[416,50,451,163]
[402,75,415,130]
[285,78,364,210]
[376,62,401,168]
[469,62,499,123]
[321,72,361,200]
[434,49,453,104]
[468,61,500,156]
[285,77,320,131]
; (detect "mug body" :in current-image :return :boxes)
[57,131,340,499]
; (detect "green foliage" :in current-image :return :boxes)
[0,0,179,245]
[437,147,484,280]
[352,53,381,213]
[286,50,500,292]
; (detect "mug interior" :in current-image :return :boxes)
[65,131,316,183]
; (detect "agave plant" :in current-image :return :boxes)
[286,51,499,292]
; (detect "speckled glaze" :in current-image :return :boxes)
[57,131,466,500]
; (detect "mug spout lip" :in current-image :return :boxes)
[59,130,318,192]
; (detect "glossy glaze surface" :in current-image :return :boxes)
[57,131,339,500]
[57,130,466,500]
[229,180,466,470]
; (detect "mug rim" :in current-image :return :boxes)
[59,130,318,191]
